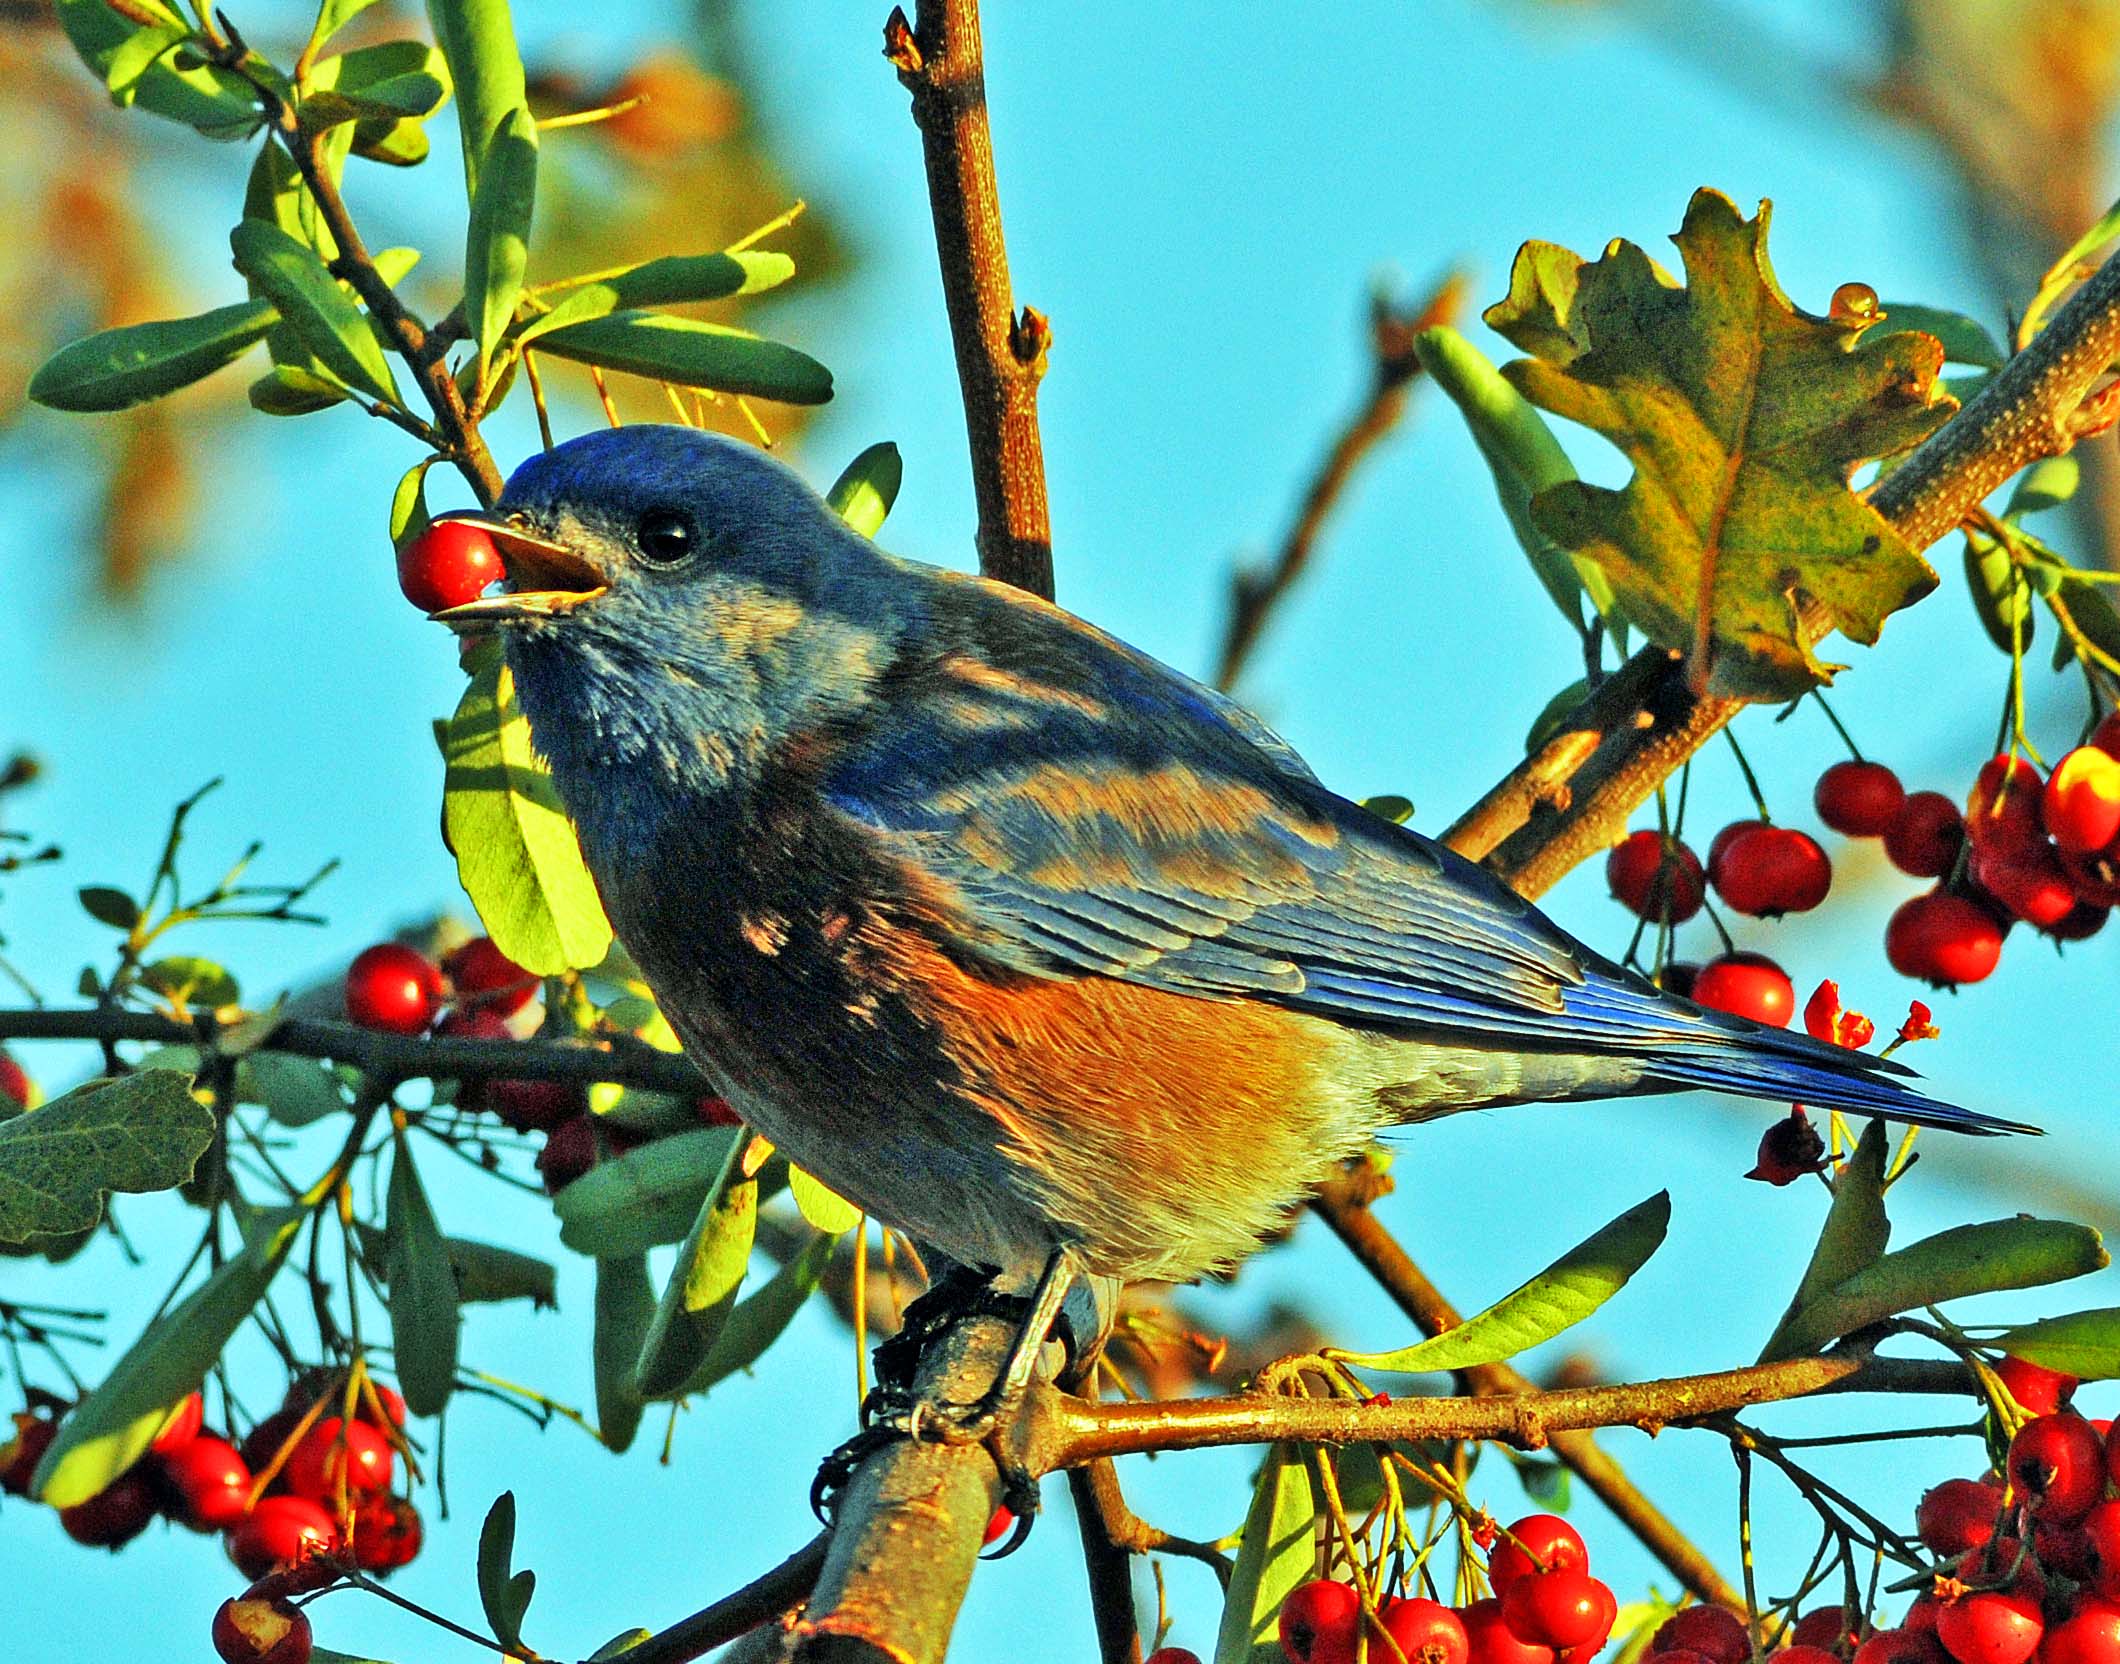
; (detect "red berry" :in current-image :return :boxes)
[1885,793,1966,878]
[1885,892,2003,986]
[1691,952,1796,1026]
[1904,1600,1944,1638]
[2045,749,2120,855]
[1966,756,2047,850]
[1280,1579,1360,1664]
[1606,831,1706,923]
[352,1493,423,1572]
[1649,1606,1749,1664]
[344,944,444,1036]
[226,1494,339,1581]
[1502,1572,1615,1651]
[1817,761,1907,837]
[490,1077,583,1135]
[212,1594,313,1664]
[397,518,504,614]
[1969,842,2078,930]
[1710,824,1833,916]
[1381,1597,1471,1664]
[2036,1513,2098,1582]
[1709,819,1767,873]
[1791,1609,1865,1654]
[442,936,537,1017]
[1916,1477,2004,1556]
[0,1411,58,1495]
[1489,1515,1589,1593]
[60,1468,159,1547]
[698,1095,743,1128]
[239,1407,305,1480]
[1461,1599,1557,1664]
[1935,1589,2042,1664]
[1995,1355,2077,1416]
[2039,1606,2120,1664]
[2008,1414,2106,1522]
[983,1505,1014,1547]
[2061,841,2120,908]
[282,1416,393,1502]
[151,1390,205,1455]
[0,1048,31,1109]
[1746,1108,1827,1185]
[1145,1652,1204,1664]
[1853,1630,1948,1664]
[536,1114,600,1192]
[157,1433,254,1531]
[1782,1649,1844,1664]
[2045,900,2111,942]
[359,1383,408,1432]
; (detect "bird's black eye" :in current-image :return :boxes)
[636,508,696,565]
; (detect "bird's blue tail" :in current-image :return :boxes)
[1559,971,2039,1137]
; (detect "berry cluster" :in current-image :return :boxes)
[1278,1514,1618,1664]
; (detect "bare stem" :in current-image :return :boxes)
[610,1534,831,1664]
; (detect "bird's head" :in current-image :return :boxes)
[434,426,904,799]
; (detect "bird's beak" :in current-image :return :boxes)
[428,514,611,631]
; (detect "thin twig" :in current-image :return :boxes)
[607,1533,831,1664]
[1069,1464,1145,1664]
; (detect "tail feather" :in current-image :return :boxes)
[1559,972,2040,1137]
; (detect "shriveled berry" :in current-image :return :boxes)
[1280,1578,1360,1664]
[1380,1597,1471,1664]
[156,1432,254,1531]
[1885,793,1965,878]
[0,1411,58,1495]
[1995,1355,2076,1416]
[344,944,444,1036]
[1690,953,1796,1026]
[1885,892,2003,987]
[1804,980,1875,1050]
[2007,1413,2106,1522]
[1489,1515,1589,1593]
[1649,1605,1749,1664]
[1503,1572,1615,1651]
[212,1594,313,1664]
[352,1493,423,1572]
[1710,824,1832,916]
[1916,1477,2003,1556]
[226,1494,339,1581]
[1461,1598,1557,1664]
[60,1468,158,1548]
[1817,761,1906,837]
[1746,1109,1827,1185]
[1607,831,1706,923]
[397,518,504,614]
[282,1416,393,1502]
[1934,1588,2042,1664]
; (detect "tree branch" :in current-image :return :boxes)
[1069,1462,1144,1664]
[609,1533,830,1664]
[885,0,1053,595]
[1215,273,1469,690]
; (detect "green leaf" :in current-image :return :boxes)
[1510,1452,1571,1510]
[1875,303,2008,370]
[1760,1120,1891,1362]
[593,1251,653,1453]
[1415,325,1618,640]
[1769,1218,2109,1360]
[353,115,432,167]
[1963,527,2035,655]
[467,106,538,392]
[236,1052,349,1127]
[788,1164,862,1234]
[635,1136,754,1399]
[516,251,796,353]
[1487,189,1954,700]
[0,1072,213,1243]
[1359,794,1415,825]
[1525,679,1590,754]
[669,1229,833,1398]
[385,1134,460,1416]
[230,219,402,408]
[390,455,438,551]
[304,0,383,56]
[303,40,451,124]
[477,1492,537,1656]
[590,1631,654,1661]
[532,311,833,404]
[1331,1192,1669,1374]
[76,886,140,929]
[2055,577,2120,675]
[103,20,188,99]
[826,442,903,539]
[445,1236,556,1306]
[1214,1445,1317,1664]
[249,365,348,416]
[140,954,238,1008]
[425,0,527,201]
[442,650,613,975]
[28,300,278,413]
[33,1211,298,1505]
[2007,456,2081,518]
[553,1127,736,1258]
[53,0,263,139]
[1991,1309,2120,1380]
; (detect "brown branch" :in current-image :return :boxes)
[1069,1463,1144,1664]
[607,1533,830,1664]
[885,0,1053,596]
[1215,273,1470,690]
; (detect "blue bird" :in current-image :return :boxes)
[437,426,2032,1312]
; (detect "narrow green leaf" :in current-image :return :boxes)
[635,1136,754,1399]
[1330,1192,1670,1374]
[53,0,262,139]
[304,0,383,57]
[552,1127,735,1258]
[390,456,437,551]
[1760,1120,1891,1362]
[0,1072,212,1243]
[590,1631,654,1660]
[1875,303,2008,370]
[236,1052,348,1127]
[230,219,401,407]
[825,442,903,540]
[593,1251,653,1453]
[1214,1445,1317,1664]
[249,365,348,416]
[33,1212,298,1506]
[104,20,188,99]
[2006,456,2080,518]
[77,886,140,929]
[788,1164,862,1235]
[1771,1218,2109,1360]
[477,1492,537,1655]
[385,1134,460,1415]
[1964,527,2035,655]
[1991,1309,2120,1380]
[29,300,278,413]
[2056,577,2120,673]
[515,252,794,354]
[533,311,833,404]
[669,1230,833,1398]
[442,649,613,975]
[445,1237,556,1306]
[467,106,538,392]
[424,0,527,200]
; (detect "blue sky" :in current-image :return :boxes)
[5,3,2118,1660]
